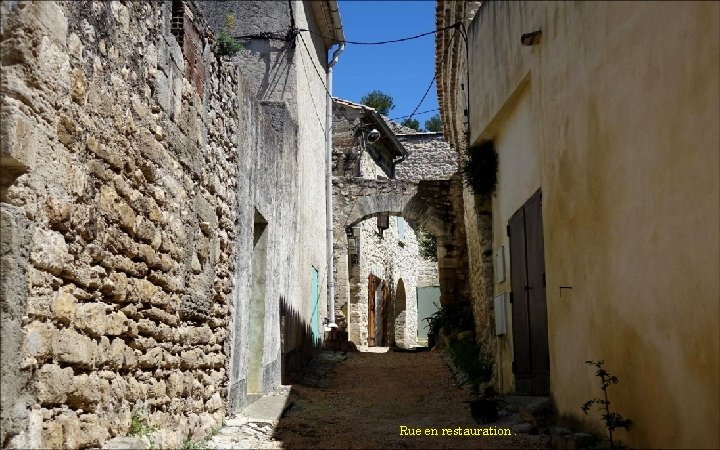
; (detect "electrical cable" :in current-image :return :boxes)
[297,32,332,99]
[298,40,327,139]
[288,0,296,32]
[389,108,439,121]
[298,22,459,45]
[404,27,459,123]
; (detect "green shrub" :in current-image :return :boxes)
[460,140,498,196]
[217,14,243,57]
[424,303,474,337]
[449,338,494,389]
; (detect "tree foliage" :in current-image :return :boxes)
[401,118,421,131]
[424,114,443,132]
[418,228,437,261]
[360,90,395,116]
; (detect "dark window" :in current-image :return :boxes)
[171,0,185,45]
[377,213,389,235]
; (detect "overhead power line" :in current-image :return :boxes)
[404,27,459,123]
[390,108,440,121]
[297,32,332,99]
[298,22,459,46]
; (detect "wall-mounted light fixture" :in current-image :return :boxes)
[366,128,380,143]
[521,30,542,46]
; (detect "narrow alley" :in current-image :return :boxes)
[1,1,717,449]
[208,349,551,449]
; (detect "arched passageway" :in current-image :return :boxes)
[392,279,407,347]
[332,176,470,347]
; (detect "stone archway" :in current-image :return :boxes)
[332,175,470,340]
[392,279,407,347]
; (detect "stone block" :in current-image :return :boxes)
[103,271,129,301]
[166,371,185,397]
[129,278,159,303]
[137,243,160,267]
[102,436,148,450]
[37,364,74,404]
[155,323,177,342]
[87,136,123,170]
[181,325,213,345]
[106,311,129,336]
[138,347,162,369]
[51,291,77,324]
[24,321,56,359]
[67,374,110,411]
[143,306,178,326]
[52,328,97,367]
[98,185,136,232]
[75,302,110,337]
[62,263,106,290]
[41,421,65,449]
[30,229,70,275]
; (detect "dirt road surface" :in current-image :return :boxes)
[271,348,550,449]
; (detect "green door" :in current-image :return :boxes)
[417,286,441,344]
[311,267,320,346]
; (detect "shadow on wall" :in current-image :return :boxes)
[279,295,320,384]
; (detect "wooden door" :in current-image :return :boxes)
[368,275,378,346]
[509,190,550,395]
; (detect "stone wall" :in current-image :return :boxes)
[436,1,719,447]
[347,216,423,348]
[0,1,325,448]
[395,132,457,182]
[330,124,469,347]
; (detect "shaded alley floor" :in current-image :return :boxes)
[208,349,551,449]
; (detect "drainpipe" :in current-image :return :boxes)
[326,42,345,329]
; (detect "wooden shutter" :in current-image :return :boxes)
[509,208,532,394]
[525,191,550,394]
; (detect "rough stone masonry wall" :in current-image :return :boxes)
[351,216,420,348]
[0,1,259,447]
[395,133,457,182]
[340,132,457,347]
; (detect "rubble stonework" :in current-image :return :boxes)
[0,1,329,448]
[331,102,468,347]
[395,132,457,182]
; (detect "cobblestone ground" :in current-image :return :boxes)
[208,348,551,449]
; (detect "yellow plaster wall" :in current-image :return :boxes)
[466,1,719,447]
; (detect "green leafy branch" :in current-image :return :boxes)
[582,360,632,448]
[217,14,243,57]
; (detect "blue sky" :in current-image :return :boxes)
[333,1,439,124]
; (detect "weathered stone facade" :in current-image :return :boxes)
[436,1,720,448]
[0,1,339,448]
[330,99,466,348]
[395,132,457,182]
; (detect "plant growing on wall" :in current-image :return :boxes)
[460,140,497,196]
[582,360,632,448]
[217,14,243,57]
[417,227,437,261]
[424,303,474,337]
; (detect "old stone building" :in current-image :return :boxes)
[0,0,343,447]
[437,1,719,448]
[330,99,462,348]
